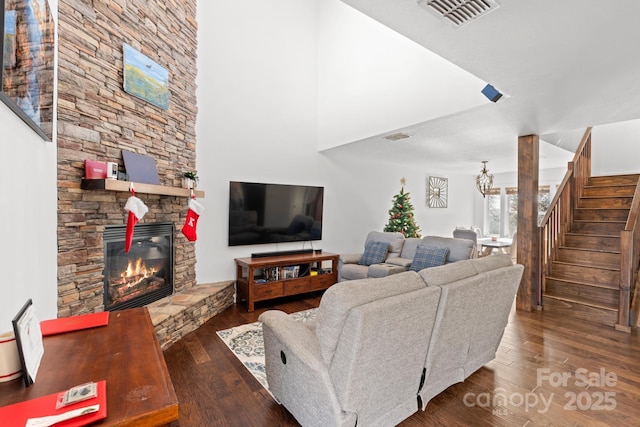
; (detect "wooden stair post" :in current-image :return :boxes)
[516,134,540,311]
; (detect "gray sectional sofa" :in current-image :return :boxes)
[259,254,523,427]
[338,231,477,281]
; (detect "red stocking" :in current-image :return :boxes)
[182,198,204,241]
[124,195,148,252]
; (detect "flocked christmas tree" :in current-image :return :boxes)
[383,178,421,238]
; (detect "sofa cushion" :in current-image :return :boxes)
[359,241,389,266]
[418,254,514,287]
[471,253,514,273]
[339,264,369,281]
[316,271,426,365]
[385,257,412,268]
[400,238,423,259]
[418,258,478,286]
[410,246,449,272]
[422,236,475,263]
[364,231,405,257]
[368,263,408,278]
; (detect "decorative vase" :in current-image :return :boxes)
[182,178,195,189]
[0,331,22,383]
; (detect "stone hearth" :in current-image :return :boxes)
[149,281,235,350]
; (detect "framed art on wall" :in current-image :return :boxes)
[428,176,448,208]
[1,0,55,141]
[123,43,169,110]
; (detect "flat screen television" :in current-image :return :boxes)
[228,181,324,246]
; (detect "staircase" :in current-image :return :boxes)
[543,174,640,327]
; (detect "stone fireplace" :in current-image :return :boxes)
[55,0,201,320]
[103,223,174,311]
[54,0,235,349]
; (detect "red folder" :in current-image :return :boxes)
[0,380,107,427]
[84,159,107,179]
[40,312,109,336]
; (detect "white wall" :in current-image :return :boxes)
[194,0,321,282]
[592,119,640,175]
[0,1,58,331]
[317,0,487,150]
[317,152,479,252]
[194,0,480,283]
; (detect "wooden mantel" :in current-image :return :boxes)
[82,179,205,198]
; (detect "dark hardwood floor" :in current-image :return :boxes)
[164,292,640,426]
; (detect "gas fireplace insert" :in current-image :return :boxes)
[103,222,174,311]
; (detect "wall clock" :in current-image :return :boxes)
[428,176,448,208]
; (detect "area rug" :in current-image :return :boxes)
[216,308,317,393]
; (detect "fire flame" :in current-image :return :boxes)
[119,258,158,287]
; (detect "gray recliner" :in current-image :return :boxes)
[259,254,524,426]
[260,271,442,427]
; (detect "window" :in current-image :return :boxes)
[485,185,552,237]
[538,185,551,225]
[486,187,501,235]
[506,187,518,237]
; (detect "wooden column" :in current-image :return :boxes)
[516,134,540,311]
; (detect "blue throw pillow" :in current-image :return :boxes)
[359,241,389,266]
[410,246,449,272]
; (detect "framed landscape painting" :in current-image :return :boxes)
[1,0,55,141]
[123,43,169,110]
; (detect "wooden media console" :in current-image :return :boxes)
[235,251,339,311]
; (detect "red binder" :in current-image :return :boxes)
[84,160,107,179]
[0,380,107,427]
[40,312,109,336]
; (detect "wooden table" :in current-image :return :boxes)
[478,238,513,256]
[0,307,178,426]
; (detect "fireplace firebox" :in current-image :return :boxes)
[103,222,174,311]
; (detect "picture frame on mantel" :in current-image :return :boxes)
[0,0,55,141]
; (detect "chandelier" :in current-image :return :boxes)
[475,161,494,198]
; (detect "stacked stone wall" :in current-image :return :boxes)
[57,0,199,316]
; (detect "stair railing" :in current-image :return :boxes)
[538,128,592,304]
[618,179,640,331]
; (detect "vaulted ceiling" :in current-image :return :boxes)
[327,0,640,173]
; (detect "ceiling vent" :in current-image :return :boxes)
[383,132,411,141]
[417,0,500,28]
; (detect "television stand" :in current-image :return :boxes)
[235,251,339,311]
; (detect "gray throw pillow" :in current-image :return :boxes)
[410,245,449,271]
[359,241,389,266]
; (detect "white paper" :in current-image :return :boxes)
[16,304,44,383]
[25,404,100,427]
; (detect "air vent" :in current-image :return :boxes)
[383,132,411,141]
[417,0,500,28]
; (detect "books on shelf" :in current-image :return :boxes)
[263,267,280,281]
[261,265,301,281]
[281,265,300,279]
